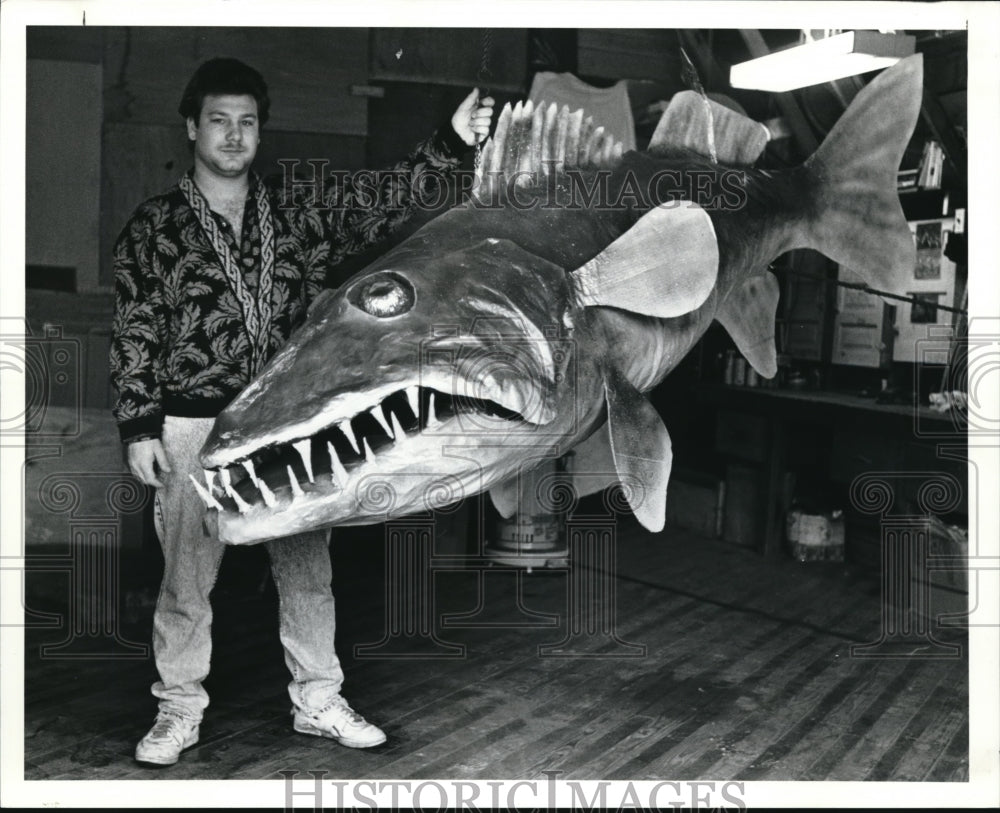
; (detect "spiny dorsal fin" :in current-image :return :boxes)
[649,90,770,166]
[474,100,625,202]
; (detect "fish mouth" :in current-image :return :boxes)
[196,379,538,542]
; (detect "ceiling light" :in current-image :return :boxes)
[730,31,916,92]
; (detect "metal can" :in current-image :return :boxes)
[733,357,746,386]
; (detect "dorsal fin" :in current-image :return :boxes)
[649,90,770,166]
[474,100,625,202]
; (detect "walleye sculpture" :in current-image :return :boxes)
[196,55,923,544]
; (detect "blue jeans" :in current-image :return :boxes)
[151,416,344,721]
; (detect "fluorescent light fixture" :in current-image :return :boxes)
[730,31,916,92]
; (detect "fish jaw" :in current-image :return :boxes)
[201,374,600,544]
[210,412,557,543]
[199,360,568,542]
[200,351,599,542]
[198,236,595,542]
[200,354,555,469]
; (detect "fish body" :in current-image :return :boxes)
[200,56,924,544]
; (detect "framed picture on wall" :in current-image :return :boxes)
[831,266,891,368]
[914,221,944,280]
[893,217,958,363]
[909,292,943,324]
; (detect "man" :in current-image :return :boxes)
[110,57,493,766]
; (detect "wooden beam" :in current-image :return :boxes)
[737,29,819,155]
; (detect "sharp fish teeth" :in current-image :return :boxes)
[242,459,260,486]
[327,441,348,488]
[189,474,224,510]
[427,392,441,428]
[370,406,394,439]
[258,478,277,508]
[338,420,360,454]
[481,373,499,399]
[390,411,407,442]
[292,438,314,483]
[405,385,420,418]
[286,465,305,498]
[204,469,218,496]
[219,467,232,492]
[363,438,376,464]
[225,482,252,514]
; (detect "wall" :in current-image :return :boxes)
[25,59,103,292]
[26,26,372,293]
[578,29,679,81]
[370,28,526,91]
[98,27,372,289]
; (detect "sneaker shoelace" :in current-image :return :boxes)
[330,697,364,725]
[149,714,188,742]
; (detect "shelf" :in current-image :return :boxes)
[898,187,956,221]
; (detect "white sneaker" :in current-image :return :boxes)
[292,695,386,748]
[134,712,200,766]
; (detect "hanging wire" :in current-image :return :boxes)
[676,33,717,163]
[780,266,968,315]
[474,29,493,171]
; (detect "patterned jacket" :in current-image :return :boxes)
[110,127,469,443]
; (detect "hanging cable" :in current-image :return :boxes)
[675,32,717,164]
[474,29,493,171]
[779,266,968,315]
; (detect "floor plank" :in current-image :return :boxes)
[22,521,970,782]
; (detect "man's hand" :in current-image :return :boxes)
[127,438,172,489]
[451,87,495,147]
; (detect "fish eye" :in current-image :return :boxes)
[349,271,415,318]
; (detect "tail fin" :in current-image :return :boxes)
[803,54,923,297]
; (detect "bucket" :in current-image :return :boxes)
[486,457,568,570]
[787,507,845,562]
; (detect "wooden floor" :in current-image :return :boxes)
[22,510,968,782]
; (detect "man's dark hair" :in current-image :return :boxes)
[178,57,270,125]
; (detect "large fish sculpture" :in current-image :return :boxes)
[196,55,923,544]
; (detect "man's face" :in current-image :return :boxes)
[187,93,260,179]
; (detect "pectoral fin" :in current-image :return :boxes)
[604,370,672,532]
[566,421,620,498]
[570,203,718,318]
[489,475,520,519]
[716,271,780,378]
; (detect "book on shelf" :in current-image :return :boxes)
[917,140,944,190]
[897,168,919,191]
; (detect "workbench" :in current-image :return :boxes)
[693,383,968,560]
